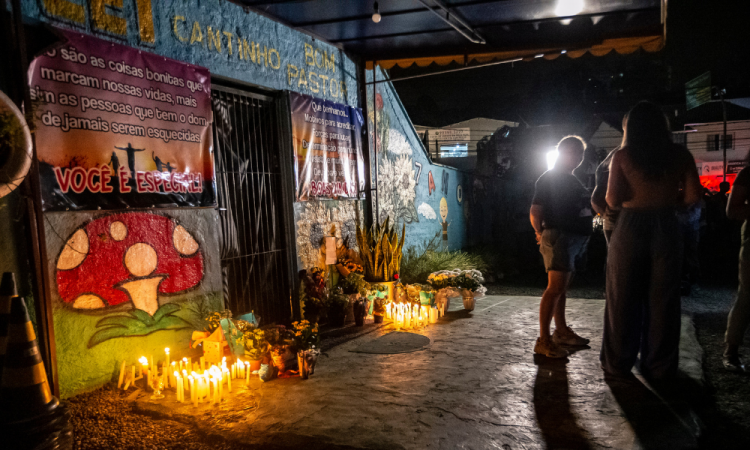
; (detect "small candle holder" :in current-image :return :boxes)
[150,376,165,400]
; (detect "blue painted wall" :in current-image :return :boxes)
[20,0,357,106]
[367,68,467,252]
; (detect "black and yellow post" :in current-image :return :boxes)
[0,272,72,449]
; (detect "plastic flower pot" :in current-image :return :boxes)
[373,314,384,324]
[353,298,366,327]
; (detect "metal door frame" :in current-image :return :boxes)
[211,80,298,323]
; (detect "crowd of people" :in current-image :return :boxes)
[529,101,750,377]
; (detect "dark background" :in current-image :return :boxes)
[392,0,750,131]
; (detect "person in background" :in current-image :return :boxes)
[677,201,703,296]
[591,115,627,245]
[601,101,701,380]
[530,136,593,359]
[723,164,750,373]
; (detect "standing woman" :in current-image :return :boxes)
[601,101,701,380]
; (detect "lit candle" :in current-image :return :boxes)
[200,356,205,371]
[224,367,231,392]
[139,356,149,389]
[430,306,438,323]
[245,361,250,385]
[174,371,182,402]
[165,348,170,371]
[212,377,219,404]
[188,375,195,406]
[118,360,126,389]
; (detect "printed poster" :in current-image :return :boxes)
[28,30,216,211]
[290,92,365,201]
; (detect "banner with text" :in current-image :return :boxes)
[29,30,216,211]
[290,92,365,201]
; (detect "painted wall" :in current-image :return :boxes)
[15,0,358,397]
[368,68,468,253]
[45,209,222,398]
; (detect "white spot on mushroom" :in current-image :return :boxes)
[57,229,89,270]
[110,221,127,241]
[173,225,199,255]
[72,294,106,309]
[124,243,158,277]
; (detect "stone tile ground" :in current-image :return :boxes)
[129,296,706,450]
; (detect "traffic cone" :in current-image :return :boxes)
[0,291,58,422]
[0,274,73,449]
[0,272,16,378]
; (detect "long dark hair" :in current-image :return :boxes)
[622,101,676,180]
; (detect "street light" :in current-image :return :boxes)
[372,2,382,23]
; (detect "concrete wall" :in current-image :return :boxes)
[368,68,468,253]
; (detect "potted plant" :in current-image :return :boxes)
[450,273,482,311]
[339,272,370,324]
[299,268,328,324]
[238,328,270,371]
[292,320,320,379]
[355,216,406,302]
[265,325,296,372]
[327,286,350,327]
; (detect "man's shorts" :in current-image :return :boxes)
[540,229,590,272]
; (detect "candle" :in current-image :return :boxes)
[224,367,231,392]
[118,361,126,389]
[430,306,438,323]
[212,378,218,404]
[188,376,196,406]
[200,356,205,371]
[165,348,170,368]
[245,361,250,385]
[139,356,150,390]
[174,372,181,402]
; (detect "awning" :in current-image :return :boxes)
[242,0,666,69]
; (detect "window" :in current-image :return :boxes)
[707,134,733,152]
[672,132,687,146]
[439,144,468,157]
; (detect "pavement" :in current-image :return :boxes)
[132,295,707,450]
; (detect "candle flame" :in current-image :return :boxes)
[183,357,188,362]
[139,356,148,366]
[165,348,170,354]
[171,361,176,366]
[173,371,179,377]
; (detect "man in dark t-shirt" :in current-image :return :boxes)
[530,136,592,358]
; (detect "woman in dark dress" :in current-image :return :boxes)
[601,101,701,379]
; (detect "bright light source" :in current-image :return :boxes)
[555,0,584,16]
[372,2,381,23]
[546,149,559,170]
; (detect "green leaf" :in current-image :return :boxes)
[89,327,134,348]
[130,308,156,326]
[153,303,181,322]
[95,315,134,328]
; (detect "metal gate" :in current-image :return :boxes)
[211,85,292,324]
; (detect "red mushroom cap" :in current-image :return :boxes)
[56,213,204,308]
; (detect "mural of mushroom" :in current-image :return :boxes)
[56,213,204,347]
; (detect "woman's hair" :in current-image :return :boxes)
[622,101,677,180]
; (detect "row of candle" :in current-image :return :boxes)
[385,303,439,330]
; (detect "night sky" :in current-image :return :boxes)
[392,0,750,130]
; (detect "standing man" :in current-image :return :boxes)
[530,136,593,358]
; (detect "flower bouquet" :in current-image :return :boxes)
[299,267,328,323]
[293,320,321,379]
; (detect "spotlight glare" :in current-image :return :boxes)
[546,149,559,170]
[555,0,584,17]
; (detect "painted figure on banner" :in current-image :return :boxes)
[56,213,205,347]
[428,171,436,195]
[114,143,145,180]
